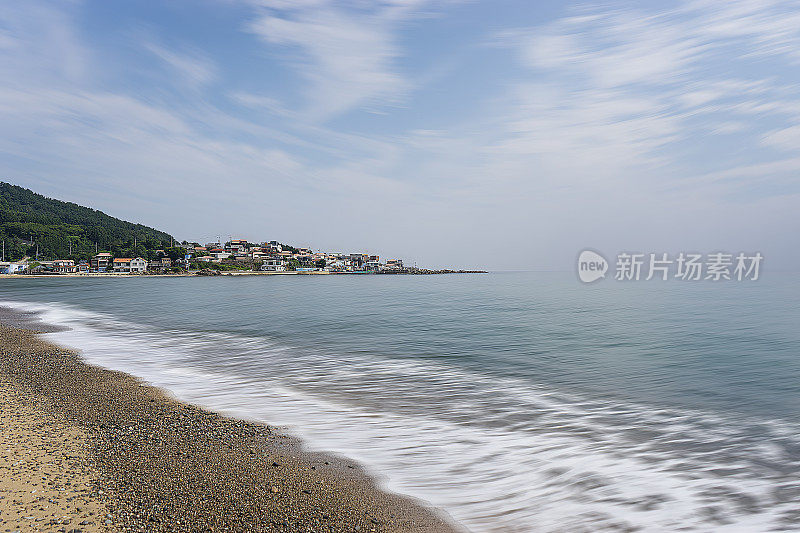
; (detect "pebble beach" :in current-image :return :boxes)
[0,311,458,533]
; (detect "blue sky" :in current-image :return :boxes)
[1,0,799,270]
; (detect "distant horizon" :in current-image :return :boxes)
[2,1,799,270]
[4,179,798,275]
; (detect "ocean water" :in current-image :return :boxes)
[1,272,799,532]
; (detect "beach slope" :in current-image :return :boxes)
[0,324,458,532]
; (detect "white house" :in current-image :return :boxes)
[53,260,77,274]
[326,259,347,271]
[260,258,285,272]
[129,257,148,273]
[210,251,231,261]
[0,262,27,274]
[113,257,148,273]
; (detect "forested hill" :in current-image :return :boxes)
[0,182,176,261]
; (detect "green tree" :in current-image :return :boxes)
[285,259,300,271]
[0,182,176,261]
[164,247,188,261]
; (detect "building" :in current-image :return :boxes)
[386,259,404,270]
[53,260,77,274]
[91,252,112,272]
[349,253,369,270]
[326,259,347,271]
[207,248,230,261]
[148,257,172,272]
[34,261,54,272]
[260,258,286,272]
[113,257,148,273]
[130,257,148,273]
[0,262,27,274]
[225,239,248,253]
[112,258,131,272]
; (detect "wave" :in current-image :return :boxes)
[2,299,799,532]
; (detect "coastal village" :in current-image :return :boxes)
[0,184,484,276]
[0,238,458,275]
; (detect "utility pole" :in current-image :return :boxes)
[2,240,4,262]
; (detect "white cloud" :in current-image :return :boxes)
[144,42,217,86]
[762,125,800,152]
[482,0,800,192]
[710,121,746,135]
[0,1,89,86]
[228,91,292,116]
[245,0,434,120]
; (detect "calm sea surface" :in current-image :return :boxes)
[2,272,799,531]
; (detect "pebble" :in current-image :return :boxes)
[0,321,458,533]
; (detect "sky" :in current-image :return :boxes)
[1,0,799,270]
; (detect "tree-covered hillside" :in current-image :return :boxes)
[0,182,176,261]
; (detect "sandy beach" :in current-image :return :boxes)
[0,315,458,532]
[0,371,107,532]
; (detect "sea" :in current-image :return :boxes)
[1,272,799,532]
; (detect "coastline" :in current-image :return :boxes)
[0,311,460,532]
[0,269,487,279]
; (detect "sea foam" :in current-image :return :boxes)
[3,299,799,532]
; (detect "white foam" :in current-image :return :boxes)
[3,299,799,532]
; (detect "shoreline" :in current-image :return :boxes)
[0,312,460,532]
[0,269,488,279]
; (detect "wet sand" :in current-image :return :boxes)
[0,315,459,532]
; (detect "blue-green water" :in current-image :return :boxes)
[2,272,799,531]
